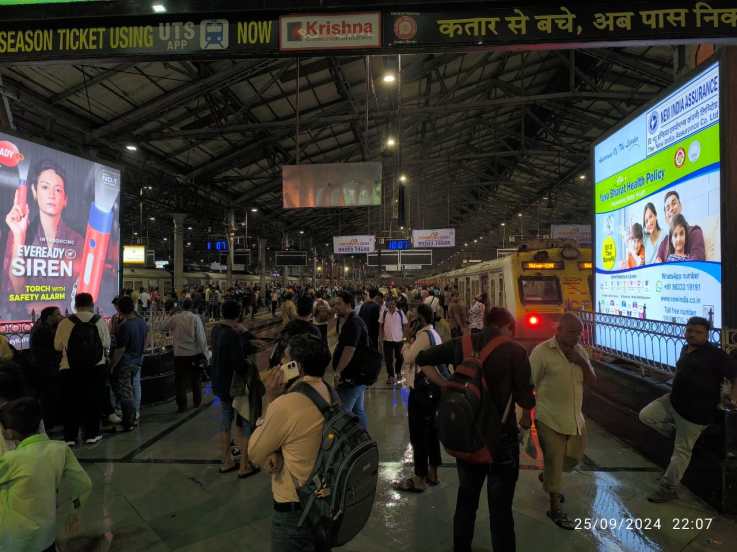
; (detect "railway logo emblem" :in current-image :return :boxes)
[674,147,686,168]
[200,20,229,50]
[394,16,417,41]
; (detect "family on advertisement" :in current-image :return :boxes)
[0,133,121,322]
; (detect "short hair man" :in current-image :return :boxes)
[529,313,596,529]
[270,296,322,367]
[639,317,737,502]
[655,191,705,262]
[53,292,111,446]
[249,334,333,552]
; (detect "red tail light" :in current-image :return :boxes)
[527,314,540,327]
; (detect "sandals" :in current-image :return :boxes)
[547,510,576,530]
[238,463,261,479]
[392,478,425,493]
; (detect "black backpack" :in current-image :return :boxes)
[291,382,379,548]
[67,314,104,369]
[344,315,382,386]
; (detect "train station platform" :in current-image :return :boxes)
[59,381,737,552]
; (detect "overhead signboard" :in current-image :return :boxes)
[275,250,308,267]
[367,249,432,267]
[0,1,102,4]
[282,162,382,208]
[0,16,278,60]
[550,224,592,246]
[0,132,120,321]
[594,61,721,348]
[385,3,737,50]
[279,12,381,51]
[123,245,145,265]
[333,235,375,255]
[412,228,455,248]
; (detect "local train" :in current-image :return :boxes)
[419,242,593,347]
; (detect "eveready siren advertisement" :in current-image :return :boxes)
[0,133,120,321]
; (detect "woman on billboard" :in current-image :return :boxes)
[3,160,82,313]
[642,202,662,265]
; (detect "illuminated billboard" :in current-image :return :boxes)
[0,133,120,320]
[594,62,721,332]
[123,245,145,265]
[282,162,382,208]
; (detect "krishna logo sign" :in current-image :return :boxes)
[280,13,381,51]
[412,228,455,248]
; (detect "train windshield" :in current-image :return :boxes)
[519,276,562,304]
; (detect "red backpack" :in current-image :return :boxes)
[436,334,512,463]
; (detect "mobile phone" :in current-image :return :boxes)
[281,360,300,381]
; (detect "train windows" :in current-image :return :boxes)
[480,275,488,296]
[499,276,505,307]
[518,276,562,305]
[489,278,496,306]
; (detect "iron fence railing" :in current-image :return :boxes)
[579,311,721,376]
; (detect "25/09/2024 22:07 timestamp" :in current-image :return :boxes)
[573,518,714,531]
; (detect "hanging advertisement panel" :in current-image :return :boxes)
[594,62,721,337]
[279,12,381,51]
[122,245,145,265]
[333,235,375,254]
[411,228,455,248]
[550,224,592,246]
[282,162,382,208]
[0,132,121,321]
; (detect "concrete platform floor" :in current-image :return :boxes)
[52,379,737,552]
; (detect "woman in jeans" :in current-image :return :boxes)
[392,304,448,493]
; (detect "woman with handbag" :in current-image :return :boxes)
[392,304,449,493]
[211,300,263,479]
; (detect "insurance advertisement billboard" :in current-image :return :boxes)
[594,62,721,331]
[0,133,121,321]
[282,162,382,208]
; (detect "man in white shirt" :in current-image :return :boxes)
[422,289,441,321]
[139,288,151,314]
[527,313,596,530]
[163,298,209,412]
[378,299,407,385]
[54,292,111,446]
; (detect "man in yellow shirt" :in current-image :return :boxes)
[0,398,92,552]
[249,334,333,552]
[527,313,596,530]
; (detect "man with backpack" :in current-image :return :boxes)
[249,334,378,552]
[54,292,111,446]
[415,307,535,552]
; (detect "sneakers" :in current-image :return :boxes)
[648,485,678,503]
[85,435,103,445]
[108,413,122,424]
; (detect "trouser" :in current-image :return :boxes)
[272,507,327,552]
[639,393,707,488]
[536,420,586,495]
[451,327,463,339]
[407,389,441,477]
[272,301,278,316]
[454,436,520,552]
[337,383,368,430]
[174,355,202,411]
[383,341,403,378]
[317,324,329,349]
[60,365,105,442]
[112,363,142,428]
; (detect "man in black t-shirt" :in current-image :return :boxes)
[332,290,369,430]
[639,316,737,503]
[359,288,381,351]
[269,296,322,367]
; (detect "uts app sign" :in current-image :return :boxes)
[0,133,120,321]
[280,13,381,50]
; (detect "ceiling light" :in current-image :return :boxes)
[250,207,258,213]
[386,137,396,148]
[152,3,166,13]
[187,226,193,230]
[133,232,138,236]
[501,223,506,226]
[518,213,523,217]
[299,230,305,235]
[382,73,396,84]
[149,217,155,221]
[474,239,478,243]
[579,174,587,180]
[125,144,137,152]
[186,242,191,246]
[399,174,407,183]
[464,242,468,247]
[163,237,167,241]
[400,226,404,230]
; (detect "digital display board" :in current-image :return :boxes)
[387,239,411,250]
[594,62,721,330]
[123,245,145,265]
[207,239,228,252]
[0,132,120,320]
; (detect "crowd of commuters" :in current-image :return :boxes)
[0,278,735,552]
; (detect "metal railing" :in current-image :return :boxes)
[579,311,721,377]
[0,321,34,351]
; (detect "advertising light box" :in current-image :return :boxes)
[123,245,145,265]
[0,132,120,321]
[594,62,721,334]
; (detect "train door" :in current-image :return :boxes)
[471,278,480,302]
[489,277,496,307]
[480,274,488,297]
[464,277,471,306]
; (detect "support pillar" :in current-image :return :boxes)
[226,210,235,289]
[172,213,186,294]
[258,238,267,292]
